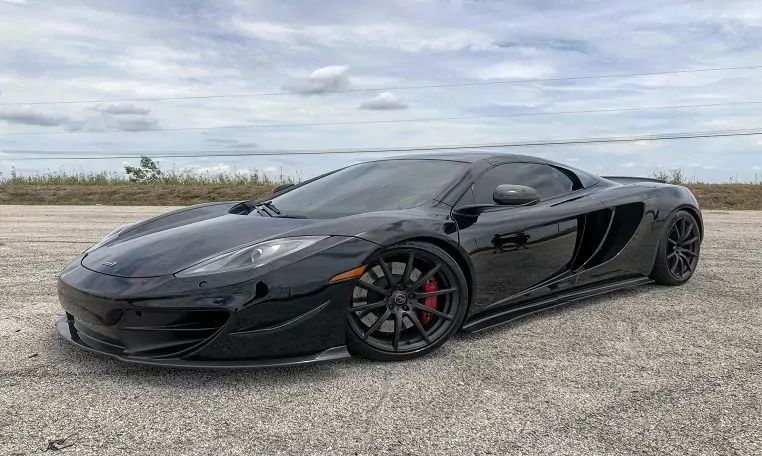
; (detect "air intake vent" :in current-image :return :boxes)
[585,202,645,267]
[570,208,614,271]
[116,309,229,358]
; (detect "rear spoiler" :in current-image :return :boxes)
[601,176,667,184]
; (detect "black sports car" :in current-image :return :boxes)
[56,152,703,367]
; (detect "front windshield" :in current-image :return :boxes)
[264,159,466,219]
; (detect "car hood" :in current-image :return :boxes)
[80,202,447,278]
[82,214,319,278]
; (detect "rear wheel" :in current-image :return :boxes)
[650,210,701,285]
[345,241,468,361]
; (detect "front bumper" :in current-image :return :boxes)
[55,236,379,368]
[56,315,350,368]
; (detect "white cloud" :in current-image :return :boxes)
[92,103,151,115]
[65,120,85,132]
[473,62,555,80]
[232,21,295,44]
[0,108,71,127]
[125,45,202,63]
[752,166,762,170]
[282,65,351,95]
[567,158,579,162]
[2,0,762,183]
[717,5,762,26]
[112,56,239,80]
[619,162,636,168]
[108,117,160,132]
[358,92,408,110]
[193,163,231,174]
[233,21,499,53]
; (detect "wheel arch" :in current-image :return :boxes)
[648,204,703,273]
[678,205,704,240]
[660,203,703,240]
[352,218,476,308]
[649,204,702,285]
[402,236,476,318]
[650,185,703,240]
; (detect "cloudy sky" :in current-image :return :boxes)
[1,0,762,182]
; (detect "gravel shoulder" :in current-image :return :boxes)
[1,206,760,455]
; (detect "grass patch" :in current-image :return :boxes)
[0,168,288,187]
[0,183,760,209]
[686,184,762,210]
[0,184,274,206]
[0,160,290,205]
[1,161,760,209]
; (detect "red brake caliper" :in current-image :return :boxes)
[420,276,439,325]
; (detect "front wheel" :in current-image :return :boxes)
[345,241,468,362]
[650,209,701,285]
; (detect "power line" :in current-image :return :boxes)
[3,127,761,160]
[1,65,761,106]
[2,99,762,137]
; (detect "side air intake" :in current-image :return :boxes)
[571,202,645,272]
[585,202,645,267]
[570,208,614,271]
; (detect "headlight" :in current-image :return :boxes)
[175,236,327,277]
[84,223,135,253]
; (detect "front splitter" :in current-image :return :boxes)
[56,316,351,369]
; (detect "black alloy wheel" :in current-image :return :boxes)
[666,214,700,279]
[651,210,701,285]
[345,241,468,361]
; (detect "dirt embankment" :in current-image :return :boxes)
[1,183,761,209]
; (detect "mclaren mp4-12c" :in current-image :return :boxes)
[56,152,703,367]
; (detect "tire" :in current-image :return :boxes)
[345,241,469,362]
[650,209,701,285]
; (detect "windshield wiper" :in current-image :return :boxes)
[249,201,306,218]
[251,201,285,217]
[263,201,281,215]
[251,204,270,217]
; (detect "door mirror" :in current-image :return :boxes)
[271,183,294,194]
[453,184,540,220]
[493,184,540,206]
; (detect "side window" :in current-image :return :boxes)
[454,185,476,208]
[472,163,567,203]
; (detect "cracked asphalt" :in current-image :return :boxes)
[0,205,760,455]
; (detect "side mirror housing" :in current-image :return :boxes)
[493,184,540,206]
[452,184,540,220]
[271,183,294,194]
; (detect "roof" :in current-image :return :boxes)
[382,150,523,163]
[381,150,602,188]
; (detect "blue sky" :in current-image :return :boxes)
[1,0,762,182]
